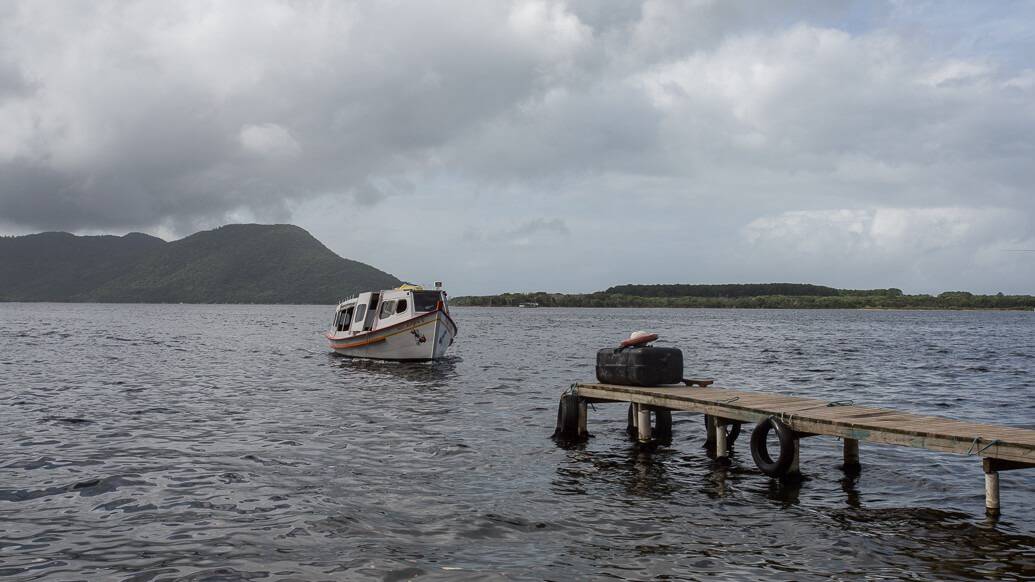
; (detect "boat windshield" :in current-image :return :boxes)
[413,291,444,312]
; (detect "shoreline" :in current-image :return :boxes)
[451,304,1035,312]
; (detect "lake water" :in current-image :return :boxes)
[2,304,1034,580]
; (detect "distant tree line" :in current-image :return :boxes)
[452,288,1035,310]
[604,283,905,298]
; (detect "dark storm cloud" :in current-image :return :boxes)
[0,1,591,231]
[0,58,29,98]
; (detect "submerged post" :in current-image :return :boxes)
[636,404,652,442]
[713,416,729,464]
[788,439,801,477]
[843,438,861,472]
[983,459,1001,517]
[577,399,588,438]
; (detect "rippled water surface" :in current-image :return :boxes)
[2,304,1034,580]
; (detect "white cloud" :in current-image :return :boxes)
[745,207,1022,254]
[238,123,301,159]
[741,207,1032,292]
[507,0,591,56]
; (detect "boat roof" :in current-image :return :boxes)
[336,286,444,308]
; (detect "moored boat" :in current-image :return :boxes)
[325,283,458,360]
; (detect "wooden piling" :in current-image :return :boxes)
[788,439,800,476]
[578,399,588,439]
[636,404,652,442]
[843,438,860,471]
[985,469,1001,517]
[568,382,1035,516]
[983,458,1009,517]
[713,416,728,462]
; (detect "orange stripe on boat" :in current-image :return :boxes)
[331,336,387,349]
[327,315,442,349]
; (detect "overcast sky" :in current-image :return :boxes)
[1,1,1033,295]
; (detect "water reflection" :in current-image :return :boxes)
[551,446,685,501]
[329,354,460,387]
[840,475,862,509]
[624,446,676,498]
[825,507,1035,579]
[705,464,729,499]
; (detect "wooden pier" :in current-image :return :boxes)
[556,381,1035,516]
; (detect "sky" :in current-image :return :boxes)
[1,1,1033,295]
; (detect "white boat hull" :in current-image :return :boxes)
[326,309,457,361]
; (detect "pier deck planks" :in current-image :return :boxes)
[574,383,1035,465]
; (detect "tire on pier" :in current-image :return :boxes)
[552,393,582,441]
[654,409,673,441]
[750,417,797,477]
[626,404,672,442]
[703,415,741,453]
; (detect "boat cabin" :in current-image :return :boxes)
[332,287,448,336]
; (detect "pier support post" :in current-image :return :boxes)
[843,439,861,472]
[788,439,801,476]
[983,459,1001,517]
[578,399,588,440]
[636,404,652,442]
[712,416,729,464]
[654,409,673,441]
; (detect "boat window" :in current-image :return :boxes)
[396,299,408,314]
[364,295,378,330]
[379,300,395,319]
[338,307,354,331]
[354,304,366,323]
[413,291,443,312]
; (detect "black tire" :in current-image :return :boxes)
[626,404,671,442]
[750,417,796,477]
[552,393,581,440]
[703,415,741,451]
[654,409,672,440]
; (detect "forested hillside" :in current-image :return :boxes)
[0,224,400,304]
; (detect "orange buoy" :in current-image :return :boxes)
[620,331,658,348]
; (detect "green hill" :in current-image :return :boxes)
[0,231,166,302]
[0,224,400,304]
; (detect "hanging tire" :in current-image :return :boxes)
[750,417,796,477]
[552,393,581,440]
[625,404,670,442]
[654,409,672,440]
[703,415,741,452]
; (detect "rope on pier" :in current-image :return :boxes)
[967,437,980,455]
[567,384,595,410]
[978,439,1002,455]
[967,437,1001,456]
